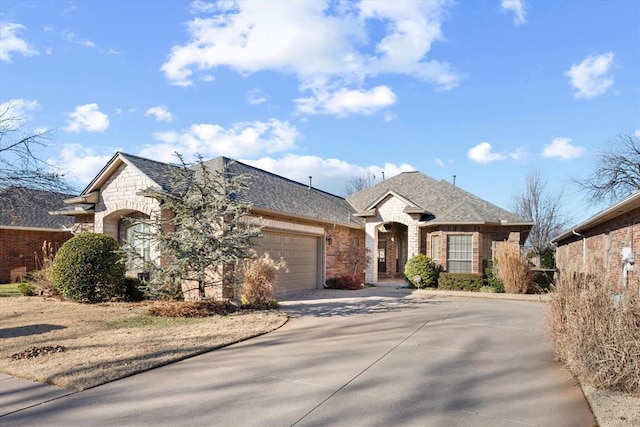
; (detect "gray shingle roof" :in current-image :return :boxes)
[200,157,362,227]
[346,171,529,225]
[0,187,75,229]
[119,152,182,192]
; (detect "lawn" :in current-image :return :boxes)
[0,296,287,390]
[0,283,22,297]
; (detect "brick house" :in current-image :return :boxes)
[52,152,532,295]
[552,191,640,286]
[0,187,74,283]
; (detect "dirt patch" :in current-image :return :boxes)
[0,297,287,390]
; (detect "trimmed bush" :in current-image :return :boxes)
[484,261,504,293]
[123,277,146,302]
[404,254,440,288]
[325,274,363,290]
[17,283,35,296]
[438,273,484,291]
[52,233,125,302]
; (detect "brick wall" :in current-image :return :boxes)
[0,228,72,283]
[556,208,640,283]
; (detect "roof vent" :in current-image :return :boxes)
[308,176,312,189]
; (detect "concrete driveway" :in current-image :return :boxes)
[1,286,594,426]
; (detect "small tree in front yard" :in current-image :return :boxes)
[136,153,262,299]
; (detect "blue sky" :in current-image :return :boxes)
[1,0,639,225]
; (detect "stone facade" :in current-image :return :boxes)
[0,228,72,283]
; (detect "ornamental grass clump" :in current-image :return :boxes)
[494,244,532,294]
[240,253,286,308]
[547,260,640,394]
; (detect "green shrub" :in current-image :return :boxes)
[52,233,125,302]
[404,254,440,288]
[17,283,35,296]
[438,273,484,291]
[123,277,146,302]
[484,261,504,293]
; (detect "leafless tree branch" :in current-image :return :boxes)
[511,170,570,254]
[572,133,640,203]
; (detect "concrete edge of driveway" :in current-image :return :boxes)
[415,288,551,302]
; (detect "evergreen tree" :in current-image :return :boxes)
[135,153,262,299]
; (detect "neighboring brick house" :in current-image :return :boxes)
[0,187,74,283]
[346,171,532,282]
[52,152,532,295]
[552,191,640,286]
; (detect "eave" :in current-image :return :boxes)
[552,191,640,244]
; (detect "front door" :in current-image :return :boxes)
[377,239,387,273]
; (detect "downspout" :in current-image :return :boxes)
[573,230,586,269]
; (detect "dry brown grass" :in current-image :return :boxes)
[494,245,533,294]
[0,296,287,390]
[547,262,640,395]
[240,254,287,306]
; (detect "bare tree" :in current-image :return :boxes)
[344,170,376,196]
[511,170,569,255]
[0,103,74,215]
[573,133,640,203]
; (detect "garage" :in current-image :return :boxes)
[253,231,320,293]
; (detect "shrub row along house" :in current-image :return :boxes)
[0,187,74,283]
[50,152,532,296]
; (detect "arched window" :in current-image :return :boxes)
[125,223,151,271]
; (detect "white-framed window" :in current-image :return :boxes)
[431,235,440,264]
[126,223,151,271]
[447,234,473,273]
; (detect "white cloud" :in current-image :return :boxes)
[247,89,268,105]
[467,142,506,164]
[244,154,414,195]
[634,130,640,139]
[434,158,445,168]
[295,85,397,116]
[140,118,299,161]
[160,1,460,116]
[565,52,615,98]
[508,146,529,160]
[63,103,110,133]
[0,98,39,119]
[145,105,174,122]
[542,137,585,160]
[0,22,38,62]
[501,0,526,26]
[51,144,115,184]
[63,31,96,48]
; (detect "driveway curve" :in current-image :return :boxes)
[2,286,594,426]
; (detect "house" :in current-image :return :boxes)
[552,191,640,286]
[51,152,532,295]
[0,187,74,283]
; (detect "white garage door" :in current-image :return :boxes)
[254,231,319,293]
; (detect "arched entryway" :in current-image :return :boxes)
[376,222,408,280]
[103,210,152,273]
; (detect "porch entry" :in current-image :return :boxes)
[377,223,408,279]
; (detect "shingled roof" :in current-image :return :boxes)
[346,171,530,225]
[200,157,362,228]
[0,187,75,230]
